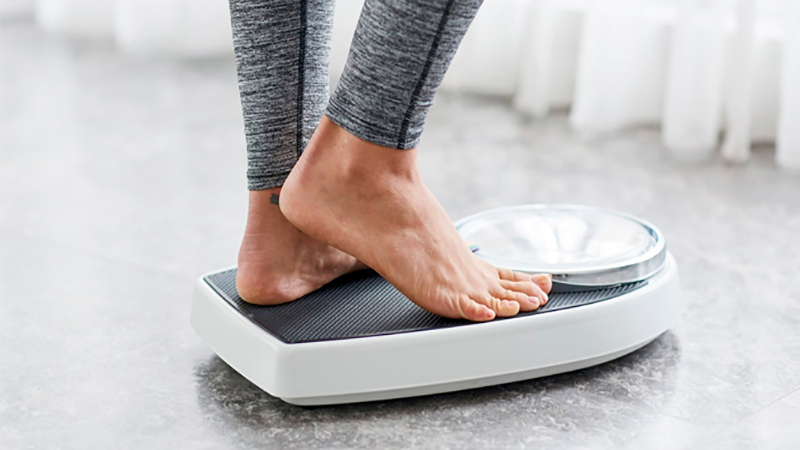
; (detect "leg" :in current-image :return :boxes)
[281,0,552,321]
[229,0,364,304]
[230,0,333,189]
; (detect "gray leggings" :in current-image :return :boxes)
[229,0,483,190]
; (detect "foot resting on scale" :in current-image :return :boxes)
[236,188,367,305]
[279,116,552,322]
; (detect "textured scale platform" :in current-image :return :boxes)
[204,269,647,344]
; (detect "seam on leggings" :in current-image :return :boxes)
[396,0,457,149]
[297,0,308,157]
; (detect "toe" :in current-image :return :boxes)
[495,298,521,317]
[456,295,496,322]
[530,274,553,294]
[475,294,520,318]
[497,267,552,296]
[499,279,548,307]
[496,267,528,282]
[497,282,542,311]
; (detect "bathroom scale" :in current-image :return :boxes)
[191,204,680,405]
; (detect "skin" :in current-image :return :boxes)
[271,116,552,322]
[236,187,366,305]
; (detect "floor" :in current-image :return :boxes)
[2,21,800,450]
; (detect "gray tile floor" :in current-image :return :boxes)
[2,21,799,450]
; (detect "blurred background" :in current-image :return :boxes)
[2,1,799,449]
[2,0,799,165]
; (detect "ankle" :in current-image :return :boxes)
[245,187,282,223]
[248,187,282,211]
[305,116,420,185]
[241,188,300,246]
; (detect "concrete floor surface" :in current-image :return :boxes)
[2,21,800,450]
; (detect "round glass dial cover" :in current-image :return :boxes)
[455,204,666,285]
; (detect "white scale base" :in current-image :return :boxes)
[191,254,680,405]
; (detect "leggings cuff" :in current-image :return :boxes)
[247,172,291,191]
[326,98,421,150]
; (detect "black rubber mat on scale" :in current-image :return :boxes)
[204,269,646,344]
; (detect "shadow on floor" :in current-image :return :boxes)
[193,331,682,444]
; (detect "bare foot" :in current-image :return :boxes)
[236,188,366,305]
[280,116,552,321]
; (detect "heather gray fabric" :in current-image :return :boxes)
[327,0,483,150]
[229,0,483,190]
[229,0,335,190]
